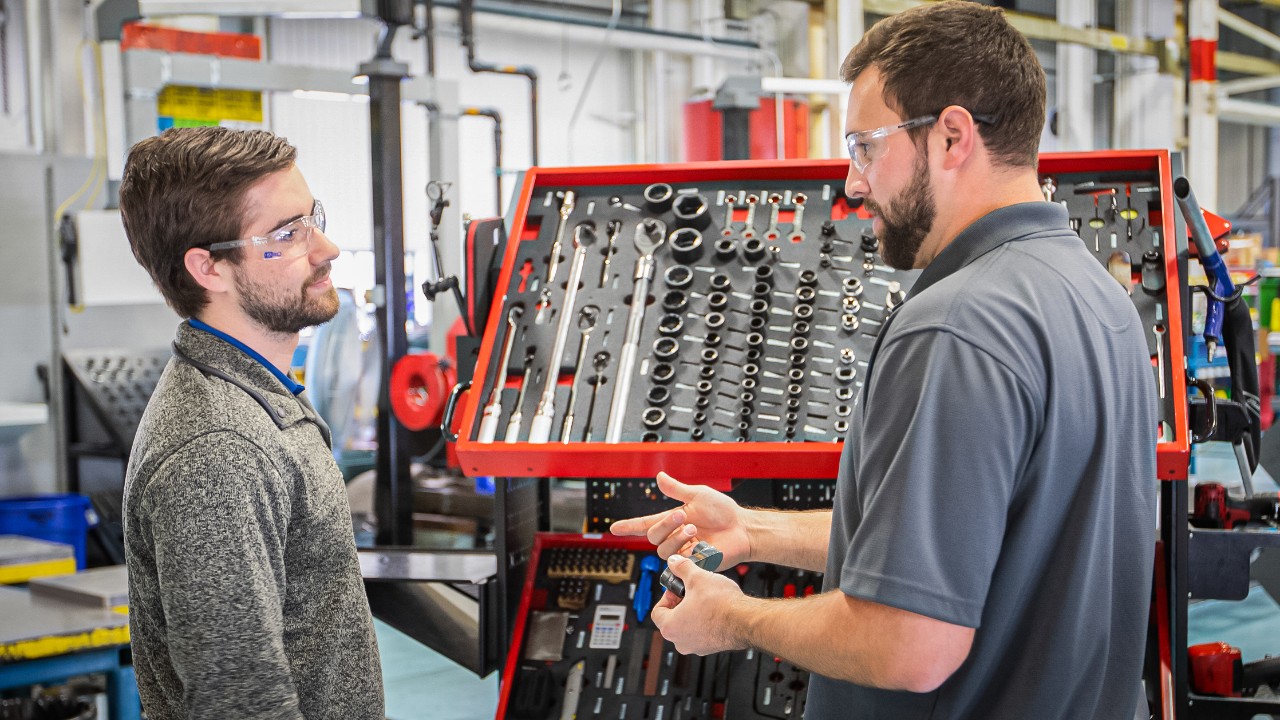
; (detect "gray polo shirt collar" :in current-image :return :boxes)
[910,201,1069,299]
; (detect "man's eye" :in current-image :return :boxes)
[271,228,299,243]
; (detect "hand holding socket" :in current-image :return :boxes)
[660,541,723,598]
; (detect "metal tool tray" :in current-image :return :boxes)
[455,153,1189,484]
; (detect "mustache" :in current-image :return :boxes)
[307,264,332,286]
[863,199,881,215]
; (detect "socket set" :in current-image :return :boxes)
[498,534,818,720]
[455,153,1190,482]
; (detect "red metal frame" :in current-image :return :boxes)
[494,533,655,720]
[455,152,1188,487]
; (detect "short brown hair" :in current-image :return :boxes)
[840,1,1045,168]
[118,127,297,318]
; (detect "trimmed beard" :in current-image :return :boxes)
[865,146,936,270]
[234,264,340,335]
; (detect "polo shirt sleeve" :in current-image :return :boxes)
[840,326,1041,628]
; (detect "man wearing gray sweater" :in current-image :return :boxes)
[119,127,383,719]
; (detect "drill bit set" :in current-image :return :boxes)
[469,176,908,446]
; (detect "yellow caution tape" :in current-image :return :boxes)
[0,625,130,661]
[0,559,76,585]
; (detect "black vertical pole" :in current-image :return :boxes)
[362,22,414,547]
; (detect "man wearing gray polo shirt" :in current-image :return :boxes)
[612,3,1157,718]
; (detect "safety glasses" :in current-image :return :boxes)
[208,199,326,260]
[844,113,996,173]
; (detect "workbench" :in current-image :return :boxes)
[0,583,139,719]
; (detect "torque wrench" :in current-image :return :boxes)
[529,222,598,442]
[599,219,622,288]
[560,305,600,444]
[476,305,525,442]
[545,190,576,284]
[504,348,538,443]
[606,218,667,442]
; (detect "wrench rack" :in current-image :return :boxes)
[454,155,1189,484]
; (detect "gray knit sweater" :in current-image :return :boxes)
[124,322,383,719]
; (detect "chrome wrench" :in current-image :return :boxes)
[545,190,576,284]
[476,305,525,442]
[560,306,600,443]
[1153,324,1166,400]
[529,222,598,442]
[504,348,538,443]
[605,218,666,443]
[788,193,808,243]
[599,219,621,288]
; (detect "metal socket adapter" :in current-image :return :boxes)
[664,264,693,289]
[672,193,711,230]
[669,228,704,264]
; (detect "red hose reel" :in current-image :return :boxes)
[389,353,456,431]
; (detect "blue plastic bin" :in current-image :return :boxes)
[0,494,95,569]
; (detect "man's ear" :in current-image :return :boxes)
[184,248,233,294]
[935,105,978,171]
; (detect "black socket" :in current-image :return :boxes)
[653,336,680,360]
[662,290,688,312]
[740,392,755,406]
[669,228,704,264]
[787,384,804,397]
[755,264,774,283]
[691,427,705,440]
[673,193,711,229]
[860,229,879,254]
[696,380,714,395]
[836,404,852,418]
[745,348,762,362]
[795,286,816,303]
[705,332,722,348]
[788,368,805,383]
[749,298,770,316]
[798,269,818,286]
[699,365,716,380]
[643,182,675,212]
[753,281,772,298]
[693,411,708,425]
[651,362,675,384]
[789,352,805,367]
[642,431,662,443]
[709,273,731,292]
[843,277,864,297]
[738,421,751,433]
[834,420,849,433]
[708,292,729,311]
[695,395,710,409]
[715,238,737,258]
[742,377,758,391]
[748,315,766,332]
[746,332,765,348]
[785,411,799,423]
[743,238,766,261]
[701,348,719,365]
[836,386,854,401]
[705,312,726,330]
[647,386,671,405]
[658,313,684,336]
[642,407,666,429]
[664,264,693,288]
[790,336,809,353]
[793,321,811,337]
[743,363,760,377]
[836,366,856,383]
[794,304,814,320]
[739,405,754,419]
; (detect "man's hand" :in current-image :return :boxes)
[651,555,751,656]
[610,472,752,568]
